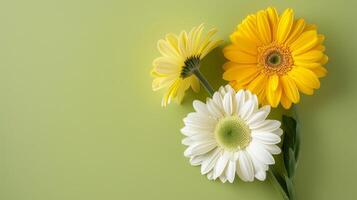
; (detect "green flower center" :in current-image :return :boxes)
[267,51,282,67]
[214,116,251,150]
[258,43,293,76]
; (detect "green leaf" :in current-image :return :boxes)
[272,170,288,194]
[269,170,289,200]
[280,115,300,199]
[284,175,296,200]
[287,148,296,178]
[294,128,301,161]
[282,115,297,149]
[282,115,299,178]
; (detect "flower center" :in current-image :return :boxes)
[214,116,251,150]
[180,55,201,78]
[258,43,293,76]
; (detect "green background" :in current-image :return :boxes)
[1,0,356,199]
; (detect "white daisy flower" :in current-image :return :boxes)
[181,85,282,183]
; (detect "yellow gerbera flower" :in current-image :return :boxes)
[151,24,222,107]
[223,7,328,109]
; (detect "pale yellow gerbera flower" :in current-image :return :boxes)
[151,24,222,107]
[223,7,328,109]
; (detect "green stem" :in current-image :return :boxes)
[268,170,289,200]
[192,68,214,97]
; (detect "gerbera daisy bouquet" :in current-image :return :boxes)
[150,7,327,200]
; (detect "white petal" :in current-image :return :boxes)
[193,100,210,115]
[271,128,283,136]
[201,148,221,174]
[180,126,197,136]
[255,170,267,181]
[207,171,215,180]
[225,84,235,94]
[262,144,281,155]
[244,90,259,111]
[236,151,254,182]
[251,94,259,111]
[235,90,245,113]
[180,126,211,136]
[250,120,281,132]
[190,155,206,166]
[226,160,236,183]
[219,174,227,183]
[182,137,193,145]
[252,132,281,144]
[247,106,271,125]
[249,152,268,173]
[248,151,268,181]
[239,99,255,120]
[207,99,224,119]
[184,139,217,157]
[189,133,214,142]
[184,113,216,130]
[246,141,275,165]
[213,92,224,108]
[218,86,227,96]
[213,151,230,179]
[223,92,233,116]
[244,90,252,99]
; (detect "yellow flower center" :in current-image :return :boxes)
[214,116,251,150]
[258,43,293,76]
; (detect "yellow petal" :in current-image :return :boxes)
[288,70,314,95]
[276,8,294,43]
[165,33,179,53]
[294,61,319,68]
[178,31,188,57]
[291,30,318,56]
[230,80,244,91]
[311,66,328,78]
[150,69,164,77]
[311,35,326,51]
[312,45,325,52]
[247,73,268,95]
[269,74,279,91]
[191,24,204,53]
[304,24,317,31]
[293,50,324,63]
[281,75,300,103]
[285,19,306,44]
[153,57,181,75]
[266,7,279,40]
[223,48,257,64]
[280,93,292,109]
[190,76,200,93]
[175,79,191,104]
[266,77,282,107]
[161,79,180,107]
[223,61,238,71]
[294,62,327,78]
[198,27,220,55]
[152,76,176,91]
[229,34,258,55]
[321,55,328,65]
[289,67,320,89]
[223,65,259,85]
[240,15,263,46]
[257,10,272,44]
[158,39,180,59]
[200,39,222,58]
[317,34,325,44]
